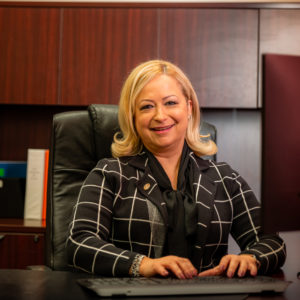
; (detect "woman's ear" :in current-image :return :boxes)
[187,99,193,117]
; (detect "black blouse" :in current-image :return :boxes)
[144,143,197,259]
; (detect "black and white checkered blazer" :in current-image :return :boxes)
[67,150,286,276]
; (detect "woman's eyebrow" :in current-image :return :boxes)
[139,98,154,103]
[138,95,177,103]
[162,95,177,100]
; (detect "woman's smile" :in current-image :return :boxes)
[150,123,175,133]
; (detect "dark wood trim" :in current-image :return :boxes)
[0,2,300,9]
[0,218,46,234]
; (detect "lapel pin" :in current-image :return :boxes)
[143,183,151,191]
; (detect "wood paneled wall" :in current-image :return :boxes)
[0,8,60,104]
[1,2,300,160]
[159,9,258,108]
[60,8,158,105]
[0,6,260,108]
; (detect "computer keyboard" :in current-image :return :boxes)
[77,275,290,297]
[82,275,283,286]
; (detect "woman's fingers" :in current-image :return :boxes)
[139,254,258,279]
[237,259,248,277]
[153,262,169,277]
[218,255,230,273]
[226,256,240,278]
[162,256,197,279]
[171,257,197,279]
[139,255,197,279]
[238,254,258,277]
[166,260,186,279]
[249,262,258,276]
[198,254,259,278]
[198,265,224,277]
[242,255,258,276]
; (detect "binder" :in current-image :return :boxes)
[24,149,49,220]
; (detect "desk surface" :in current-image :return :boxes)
[0,268,298,300]
[0,231,299,300]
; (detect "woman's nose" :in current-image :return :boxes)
[153,106,166,121]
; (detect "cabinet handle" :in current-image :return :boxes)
[33,235,40,243]
[0,235,4,241]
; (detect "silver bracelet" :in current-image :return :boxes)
[130,254,145,277]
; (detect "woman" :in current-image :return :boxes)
[67,60,285,279]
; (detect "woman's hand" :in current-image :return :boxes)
[139,255,198,279]
[198,254,259,278]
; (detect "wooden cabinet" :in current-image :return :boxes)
[0,4,260,108]
[0,3,300,161]
[60,8,158,105]
[0,7,160,106]
[60,8,259,108]
[1,4,300,109]
[0,7,60,105]
[0,219,46,269]
[159,9,258,108]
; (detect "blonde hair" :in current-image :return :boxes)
[111,60,217,157]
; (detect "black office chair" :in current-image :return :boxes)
[45,104,217,271]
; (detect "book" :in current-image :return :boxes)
[0,161,27,178]
[42,150,49,220]
[24,149,49,220]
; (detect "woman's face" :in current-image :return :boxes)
[134,75,192,155]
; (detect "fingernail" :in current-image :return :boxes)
[228,272,233,278]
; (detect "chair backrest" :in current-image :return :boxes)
[45,104,217,270]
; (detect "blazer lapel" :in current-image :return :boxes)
[128,154,169,225]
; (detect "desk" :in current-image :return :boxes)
[0,232,299,300]
[248,231,300,300]
[0,218,46,268]
[0,269,298,300]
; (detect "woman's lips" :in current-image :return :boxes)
[150,124,175,132]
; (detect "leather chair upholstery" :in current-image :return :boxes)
[45,104,217,271]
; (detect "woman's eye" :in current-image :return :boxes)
[165,100,177,106]
[140,104,153,110]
